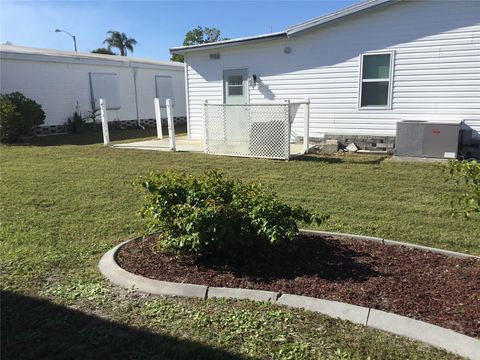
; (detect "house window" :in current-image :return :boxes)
[228,75,244,96]
[155,75,174,107]
[359,52,393,108]
[89,72,121,110]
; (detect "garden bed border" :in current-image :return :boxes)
[99,235,480,360]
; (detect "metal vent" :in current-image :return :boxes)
[209,53,220,60]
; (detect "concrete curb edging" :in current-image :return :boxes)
[99,238,480,360]
[276,294,369,326]
[300,229,480,260]
[99,241,208,298]
[208,287,279,302]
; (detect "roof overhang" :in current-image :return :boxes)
[0,45,184,70]
[286,0,397,36]
[170,31,287,55]
[169,0,397,55]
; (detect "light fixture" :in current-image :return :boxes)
[55,29,77,52]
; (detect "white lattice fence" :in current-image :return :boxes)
[204,103,291,159]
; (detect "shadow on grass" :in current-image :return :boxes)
[196,235,382,283]
[1,290,247,360]
[293,155,344,164]
[14,125,187,147]
[293,154,388,165]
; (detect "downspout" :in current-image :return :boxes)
[184,56,191,139]
[131,66,144,129]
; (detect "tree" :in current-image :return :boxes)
[91,47,117,55]
[103,31,137,56]
[0,92,45,143]
[171,26,229,62]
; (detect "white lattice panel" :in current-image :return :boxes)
[204,103,291,159]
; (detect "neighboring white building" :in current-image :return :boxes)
[0,45,186,134]
[171,0,480,150]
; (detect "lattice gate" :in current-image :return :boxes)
[204,103,292,160]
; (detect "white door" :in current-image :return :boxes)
[223,69,248,146]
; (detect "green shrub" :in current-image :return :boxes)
[0,92,45,143]
[65,109,86,134]
[446,159,480,218]
[135,170,328,256]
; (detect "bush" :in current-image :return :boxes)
[135,170,328,257]
[0,92,45,143]
[446,159,480,218]
[65,110,86,134]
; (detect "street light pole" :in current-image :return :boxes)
[55,29,77,52]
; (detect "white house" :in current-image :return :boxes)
[171,0,480,151]
[0,45,186,135]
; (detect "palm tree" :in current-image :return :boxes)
[103,31,137,56]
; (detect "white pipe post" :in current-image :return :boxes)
[166,98,176,151]
[303,97,310,154]
[99,98,110,146]
[154,98,163,140]
[285,99,291,160]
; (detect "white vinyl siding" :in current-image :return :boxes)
[185,0,480,140]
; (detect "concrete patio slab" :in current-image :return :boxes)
[112,136,308,158]
[113,135,204,153]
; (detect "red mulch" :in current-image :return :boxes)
[116,233,480,338]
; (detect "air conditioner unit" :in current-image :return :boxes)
[395,120,461,159]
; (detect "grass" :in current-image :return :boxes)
[1,130,477,359]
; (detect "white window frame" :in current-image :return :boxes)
[358,50,395,110]
[227,75,244,96]
[222,68,250,104]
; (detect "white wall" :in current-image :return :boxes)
[0,56,186,126]
[185,0,480,140]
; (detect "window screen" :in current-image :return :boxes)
[155,76,174,107]
[360,53,392,107]
[228,75,243,96]
[89,73,121,110]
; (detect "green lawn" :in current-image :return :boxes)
[1,131,477,359]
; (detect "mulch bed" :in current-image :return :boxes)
[116,233,480,338]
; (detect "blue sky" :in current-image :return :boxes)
[1,1,357,60]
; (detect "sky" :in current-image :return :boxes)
[0,0,357,61]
